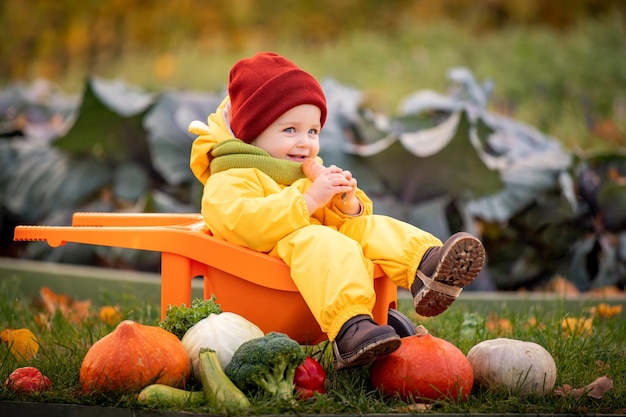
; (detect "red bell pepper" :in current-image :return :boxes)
[294,356,326,398]
[4,367,52,393]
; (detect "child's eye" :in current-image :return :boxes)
[284,127,296,133]
[308,128,318,135]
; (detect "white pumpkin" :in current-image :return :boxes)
[181,312,264,380]
[467,338,557,396]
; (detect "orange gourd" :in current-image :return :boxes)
[80,320,190,394]
[370,325,473,402]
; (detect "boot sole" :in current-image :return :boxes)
[333,334,401,371]
[414,233,485,317]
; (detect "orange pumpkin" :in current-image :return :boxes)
[80,320,190,394]
[370,325,473,402]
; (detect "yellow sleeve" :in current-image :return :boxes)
[202,168,374,252]
[201,169,311,252]
[310,188,373,227]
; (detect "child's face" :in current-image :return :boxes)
[251,104,321,162]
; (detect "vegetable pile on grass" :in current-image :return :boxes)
[134,297,319,410]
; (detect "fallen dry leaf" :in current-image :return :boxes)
[543,275,580,297]
[561,317,593,337]
[99,306,122,325]
[595,360,611,372]
[394,403,432,412]
[40,287,65,315]
[588,286,625,297]
[33,313,50,330]
[70,299,92,322]
[526,316,546,330]
[485,314,512,335]
[39,287,91,325]
[554,375,613,399]
[40,286,70,316]
[589,303,622,319]
[1,328,39,360]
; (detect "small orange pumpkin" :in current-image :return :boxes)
[80,320,190,394]
[370,325,473,402]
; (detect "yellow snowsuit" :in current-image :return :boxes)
[189,97,442,340]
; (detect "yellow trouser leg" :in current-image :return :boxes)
[272,225,375,340]
[271,215,442,340]
[339,214,442,289]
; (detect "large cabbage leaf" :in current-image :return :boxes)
[3,140,111,222]
[350,110,503,202]
[321,77,504,203]
[0,79,77,141]
[54,77,156,170]
[397,67,575,223]
[144,90,222,186]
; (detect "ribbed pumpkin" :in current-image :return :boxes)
[80,320,190,394]
[370,325,473,402]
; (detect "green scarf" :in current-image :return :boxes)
[210,139,306,185]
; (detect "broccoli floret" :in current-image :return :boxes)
[159,296,222,339]
[224,332,306,400]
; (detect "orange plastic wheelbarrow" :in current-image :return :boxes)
[14,212,404,344]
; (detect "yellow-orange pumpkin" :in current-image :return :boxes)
[80,320,190,394]
[370,325,473,402]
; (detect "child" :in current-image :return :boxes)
[189,52,485,370]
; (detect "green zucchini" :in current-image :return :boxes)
[198,347,251,411]
[137,383,205,407]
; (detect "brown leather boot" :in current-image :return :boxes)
[333,315,401,370]
[412,232,485,317]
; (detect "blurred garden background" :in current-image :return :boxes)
[1,0,626,293]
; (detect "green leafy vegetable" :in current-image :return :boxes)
[160,296,222,339]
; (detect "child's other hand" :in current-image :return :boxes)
[304,164,353,213]
[332,170,361,215]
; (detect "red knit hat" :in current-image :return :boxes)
[228,52,327,143]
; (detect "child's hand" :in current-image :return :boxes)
[331,170,361,215]
[303,160,354,213]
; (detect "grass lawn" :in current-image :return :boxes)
[1,259,625,414]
